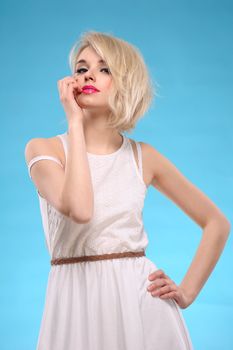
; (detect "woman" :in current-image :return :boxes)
[25,31,231,350]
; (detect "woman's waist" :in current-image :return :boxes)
[51,249,146,266]
[50,232,149,258]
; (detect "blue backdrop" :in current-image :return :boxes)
[0,0,232,349]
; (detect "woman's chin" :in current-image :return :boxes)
[75,98,100,109]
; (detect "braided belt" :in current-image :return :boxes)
[51,250,146,265]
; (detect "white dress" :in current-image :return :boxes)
[27,131,194,350]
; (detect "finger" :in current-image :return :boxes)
[73,81,82,93]
[151,284,176,296]
[59,76,77,87]
[60,80,67,99]
[67,81,80,100]
[159,291,177,299]
[147,278,168,292]
[69,79,82,92]
[58,77,81,103]
[64,78,82,91]
[61,76,76,81]
[57,79,63,95]
[164,275,174,285]
[60,78,77,100]
[58,78,70,99]
[57,80,65,101]
[148,269,165,280]
[58,76,75,89]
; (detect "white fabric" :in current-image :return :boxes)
[28,155,63,179]
[28,131,194,350]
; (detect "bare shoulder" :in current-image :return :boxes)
[24,135,65,166]
[138,141,175,188]
[128,138,165,188]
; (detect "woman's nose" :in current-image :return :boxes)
[85,76,95,82]
[84,70,95,82]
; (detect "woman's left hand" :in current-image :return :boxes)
[147,269,193,309]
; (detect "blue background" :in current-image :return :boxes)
[1,0,232,349]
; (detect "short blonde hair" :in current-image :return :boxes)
[68,31,156,133]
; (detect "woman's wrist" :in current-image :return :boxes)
[179,284,198,306]
[68,118,84,131]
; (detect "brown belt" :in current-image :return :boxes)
[51,250,146,265]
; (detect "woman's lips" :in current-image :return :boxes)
[81,88,99,94]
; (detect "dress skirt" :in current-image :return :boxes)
[36,255,193,350]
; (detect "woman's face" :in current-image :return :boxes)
[73,46,113,111]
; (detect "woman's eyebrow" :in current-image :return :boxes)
[75,59,106,66]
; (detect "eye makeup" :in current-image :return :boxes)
[75,59,108,71]
[75,67,111,74]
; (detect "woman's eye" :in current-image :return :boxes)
[76,68,87,74]
[75,67,111,74]
[101,68,111,74]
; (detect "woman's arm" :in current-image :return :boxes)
[26,76,94,224]
[178,218,230,304]
[61,120,94,223]
[143,142,231,307]
[25,120,94,223]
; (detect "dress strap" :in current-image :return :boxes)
[56,133,67,160]
[27,155,63,179]
[135,142,143,177]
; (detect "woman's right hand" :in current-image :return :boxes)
[57,75,84,123]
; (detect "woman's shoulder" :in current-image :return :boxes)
[137,140,166,161]
[127,138,164,187]
[128,139,159,161]
[135,140,174,187]
[138,140,187,189]
[24,134,65,166]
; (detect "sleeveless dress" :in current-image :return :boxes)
[27,131,194,350]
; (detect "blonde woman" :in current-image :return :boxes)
[25,31,230,350]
